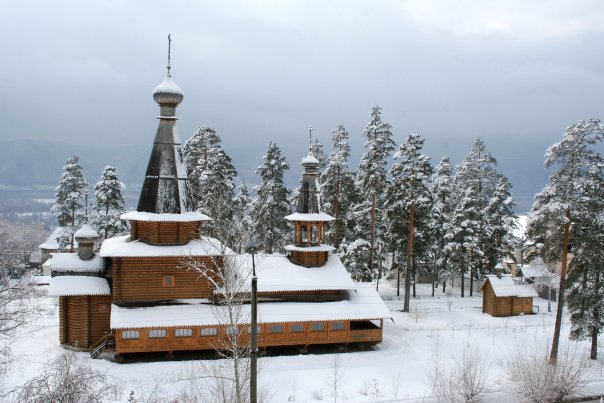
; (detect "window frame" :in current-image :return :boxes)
[175,328,193,337]
[163,274,175,287]
[148,329,167,339]
[331,321,345,331]
[311,322,325,332]
[122,330,140,340]
[269,324,284,334]
[290,323,305,333]
[200,327,218,337]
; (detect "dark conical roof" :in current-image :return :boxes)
[296,151,321,214]
[136,74,194,214]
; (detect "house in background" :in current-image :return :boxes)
[48,49,390,358]
[481,273,538,317]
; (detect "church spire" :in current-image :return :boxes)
[137,35,194,214]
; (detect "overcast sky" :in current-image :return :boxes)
[2,0,604,181]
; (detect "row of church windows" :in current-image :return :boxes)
[120,322,347,340]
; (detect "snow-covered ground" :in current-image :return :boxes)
[5,281,604,402]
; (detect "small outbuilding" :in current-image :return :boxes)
[481,274,538,317]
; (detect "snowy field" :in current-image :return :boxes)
[5,281,604,402]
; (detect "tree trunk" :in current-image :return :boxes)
[550,207,571,365]
[404,204,414,312]
[334,166,340,247]
[431,262,436,297]
[442,278,446,293]
[412,254,416,298]
[368,192,376,282]
[460,256,465,298]
[396,252,401,297]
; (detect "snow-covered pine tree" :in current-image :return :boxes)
[451,139,513,295]
[566,162,604,359]
[91,165,126,239]
[183,127,237,238]
[483,176,518,270]
[428,156,453,295]
[311,137,327,173]
[51,155,87,252]
[321,125,355,247]
[339,239,372,282]
[385,134,433,311]
[444,185,483,298]
[231,182,254,253]
[251,142,291,253]
[352,106,395,279]
[527,118,604,363]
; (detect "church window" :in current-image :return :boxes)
[122,330,140,339]
[301,226,308,244]
[175,328,192,337]
[201,327,217,336]
[331,322,345,331]
[311,225,319,244]
[290,323,305,333]
[163,275,174,287]
[148,329,167,338]
[269,324,284,333]
[311,322,325,332]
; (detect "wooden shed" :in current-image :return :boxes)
[481,274,538,317]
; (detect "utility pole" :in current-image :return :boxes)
[246,241,259,403]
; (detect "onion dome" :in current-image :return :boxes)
[152,76,184,106]
[74,224,98,240]
[301,151,320,168]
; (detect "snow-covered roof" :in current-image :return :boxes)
[518,265,552,279]
[111,286,391,329]
[482,274,538,297]
[301,153,319,166]
[99,235,224,257]
[39,227,63,250]
[284,212,335,222]
[217,254,356,293]
[121,211,210,222]
[74,224,98,239]
[48,276,111,296]
[50,253,105,273]
[284,245,336,252]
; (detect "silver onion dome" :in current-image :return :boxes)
[152,76,184,106]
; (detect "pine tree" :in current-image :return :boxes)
[445,185,483,298]
[91,166,126,239]
[385,134,433,311]
[184,127,237,237]
[352,106,395,278]
[527,118,604,363]
[251,142,291,253]
[339,239,372,282]
[232,182,253,253]
[51,155,87,252]
[566,163,604,359]
[428,156,453,295]
[321,125,355,247]
[450,139,513,296]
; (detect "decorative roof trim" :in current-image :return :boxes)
[284,212,335,222]
[121,211,210,222]
[285,244,335,252]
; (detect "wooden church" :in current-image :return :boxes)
[48,44,390,358]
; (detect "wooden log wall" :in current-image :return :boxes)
[112,256,221,303]
[129,221,200,245]
[115,319,382,354]
[290,250,328,267]
[482,282,534,317]
[60,295,112,349]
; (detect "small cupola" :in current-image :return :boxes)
[284,126,335,267]
[75,224,98,260]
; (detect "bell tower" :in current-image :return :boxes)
[285,127,335,267]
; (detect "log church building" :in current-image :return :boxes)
[48,44,390,359]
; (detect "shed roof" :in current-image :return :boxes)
[518,265,552,279]
[39,227,64,250]
[50,253,105,273]
[111,286,390,329]
[482,274,538,298]
[48,276,110,296]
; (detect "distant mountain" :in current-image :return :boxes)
[0,139,547,214]
[0,139,149,188]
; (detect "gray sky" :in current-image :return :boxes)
[2,0,604,182]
